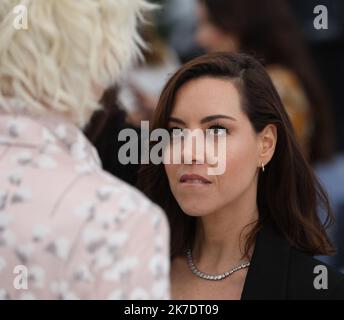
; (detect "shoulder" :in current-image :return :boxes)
[242,222,344,300]
[56,168,169,243]
[288,248,344,299]
[266,64,308,108]
[266,65,301,89]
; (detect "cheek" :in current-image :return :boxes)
[164,164,179,188]
[218,136,259,197]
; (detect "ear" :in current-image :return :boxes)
[258,124,277,168]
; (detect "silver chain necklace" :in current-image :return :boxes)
[186,248,250,281]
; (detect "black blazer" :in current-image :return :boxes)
[241,223,344,299]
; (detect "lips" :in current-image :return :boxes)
[179,174,212,184]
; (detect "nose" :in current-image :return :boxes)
[181,129,205,165]
[195,26,208,52]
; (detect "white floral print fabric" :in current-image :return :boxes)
[0,113,170,300]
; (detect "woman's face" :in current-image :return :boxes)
[196,3,239,53]
[164,77,271,217]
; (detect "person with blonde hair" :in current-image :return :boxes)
[0,0,169,299]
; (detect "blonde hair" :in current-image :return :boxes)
[0,0,155,127]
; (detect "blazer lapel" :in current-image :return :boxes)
[241,223,291,300]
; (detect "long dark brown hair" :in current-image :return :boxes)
[137,52,335,259]
[200,0,335,163]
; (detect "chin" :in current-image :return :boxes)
[179,202,213,217]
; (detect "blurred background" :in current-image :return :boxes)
[85,0,344,272]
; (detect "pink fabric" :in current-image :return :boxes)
[0,113,170,300]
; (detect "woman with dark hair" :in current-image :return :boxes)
[196,0,335,164]
[138,52,344,299]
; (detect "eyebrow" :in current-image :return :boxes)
[168,115,237,125]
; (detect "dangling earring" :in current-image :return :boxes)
[261,162,265,172]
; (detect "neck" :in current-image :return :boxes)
[192,184,258,273]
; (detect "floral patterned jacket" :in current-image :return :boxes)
[0,112,170,300]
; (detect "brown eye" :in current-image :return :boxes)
[168,127,185,138]
[207,125,228,136]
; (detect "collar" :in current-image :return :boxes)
[241,222,291,300]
